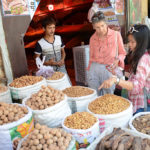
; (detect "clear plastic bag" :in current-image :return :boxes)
[35,56,54,78]
[114,67,124,78]
[36,66,54,78]
[106,65,124,78]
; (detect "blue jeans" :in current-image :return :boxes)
[133,108,144,115]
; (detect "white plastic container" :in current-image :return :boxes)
[23,94,71,128]
[67,88,97,113]
[9,78,47,100]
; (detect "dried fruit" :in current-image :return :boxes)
[0,85,7,93]
[26,86,65,110]
[47,72,64,80]
[64,112,97,129]
[10,76,43,88]
[63,86,94,97]
[0,102,28,125]
[88,94,130,114]
[20,124,72,150]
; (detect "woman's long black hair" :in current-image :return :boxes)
[127,24,150,74]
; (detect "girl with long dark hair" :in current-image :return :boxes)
[99,24,150,114]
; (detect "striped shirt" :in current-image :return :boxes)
[128,52,150,112]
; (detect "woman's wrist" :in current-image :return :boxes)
[112,76,120,85]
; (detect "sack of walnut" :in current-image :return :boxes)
[0,85,12,103]
[17,124,76,150]
[46,72,71,90]
[87,94,133,133]
[8,76,47,100]
[0,103,34,150]
[23,86,71,128]
[63,86,97,113]
[62,112,100,149]
[129,112,150,137]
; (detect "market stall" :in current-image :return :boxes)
[0,0,150,150]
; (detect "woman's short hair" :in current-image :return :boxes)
[42,17,56,29]
[91,11,105,24]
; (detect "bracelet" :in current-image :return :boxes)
[114,76,120,85]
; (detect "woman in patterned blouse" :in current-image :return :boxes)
[99,24,150,114]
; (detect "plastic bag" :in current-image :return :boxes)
[114,67,124,78]
[35,56,54,78]
[106,65,124,78]
[36,66,54,78]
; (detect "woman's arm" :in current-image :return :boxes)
[98,77,134,91]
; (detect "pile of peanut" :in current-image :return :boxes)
[63,86,94,97]
[20,124,72,150]
[0,85,7,93]
[9,76,43,88]
[64,112,97,129]
[0,102,28,125]
[88,94,130,114]
[26,86,65,110]
[47,72,64,80]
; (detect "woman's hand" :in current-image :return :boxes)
[57,59,65,67]
[106,58,119,75]
[98,77,116,90]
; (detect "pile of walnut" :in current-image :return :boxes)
[132,114,150,135]
[63,86,94,97]
[0,85,7,93]
[26,86,65,110]
[0,102,28,125]
[96,128,150,150]
[88,94,130,114]
[20,123,72,150]
[64,112,97,129]
[9,76,43,88]
[47,72,64,80]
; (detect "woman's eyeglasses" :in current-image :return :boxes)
[129,26,139,33]
[92,13,105,22]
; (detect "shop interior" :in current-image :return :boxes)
[24,0,128,87]
[24,0,94,86]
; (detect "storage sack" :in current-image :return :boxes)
[0,87,12,103]
[84,125,150,150]
[62,118,100,149]
[67,88,97,113]
[129,112,150,137]
[17,134,76,150]
[46,73,71,90]
[0,104,34,150]
[23,94,71,128]
[87,98,133,133]
[9,78,47,100]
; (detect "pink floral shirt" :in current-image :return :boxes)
[128,52,150,112]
